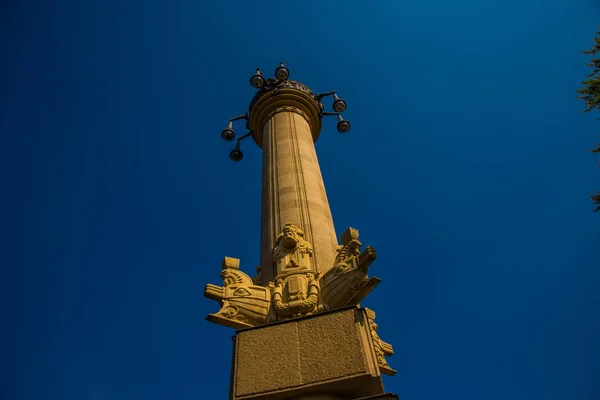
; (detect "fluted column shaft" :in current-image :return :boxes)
[260,109,338,284]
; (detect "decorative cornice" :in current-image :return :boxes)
[249,79,319,113]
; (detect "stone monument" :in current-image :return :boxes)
[205,63,398,400]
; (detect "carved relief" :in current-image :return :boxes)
[320,227,381,309]
[365,308,396,376]
[271,271,321,319]
[252,265,262,286]
[270,222,322,320]
[273,222,313,271]
[204,225,387,330]
[204,257,271,329]
[249,79,316,113]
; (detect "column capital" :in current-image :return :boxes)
[249,86,323,149]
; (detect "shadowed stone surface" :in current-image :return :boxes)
[231,307,385,400]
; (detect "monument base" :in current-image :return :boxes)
[229,306,396,400]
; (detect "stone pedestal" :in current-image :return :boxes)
[229,307,396,400]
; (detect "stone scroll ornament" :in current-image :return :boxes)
[269,222,323,320]
[204,257,271,329]
[365,308,397,376]
[319,227,381,310]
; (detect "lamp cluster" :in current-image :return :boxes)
[221,62,351,162]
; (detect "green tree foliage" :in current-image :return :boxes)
[592,193,600,212]
[576,27,600,211]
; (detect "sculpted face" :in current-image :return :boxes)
[283,235,298,249]
[282,224,300,249]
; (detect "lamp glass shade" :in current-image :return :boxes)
[275,65,289,80]
[337,119,351,134]
[333,98,346,112]
[221,127,235,141]
[230,149,243,162]
[250,74,265,88]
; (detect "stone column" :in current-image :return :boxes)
[206,75,398,400]
[248,83,340,284]
[260,108,338,283]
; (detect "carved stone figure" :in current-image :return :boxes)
[252,265,262,286]
[271,271,321,319]
[204,257,271,329]
[365,308,396,376]
[273,222,313,271]
[270,223,321,320]
[320,227,381,310]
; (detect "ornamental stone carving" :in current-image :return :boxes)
[365,308,396,376]
[320,227,381,310]
[251,265,262,286]
[204,225,387,329]
[249,79,317,113]
[273,222,314,271]
[270,222,322,320]
[204,257,271,329]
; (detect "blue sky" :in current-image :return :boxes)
[2,0,600,399]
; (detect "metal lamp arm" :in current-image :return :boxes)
[316,91,336,101]
[230,113,249,122]
[237,131,253,142]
